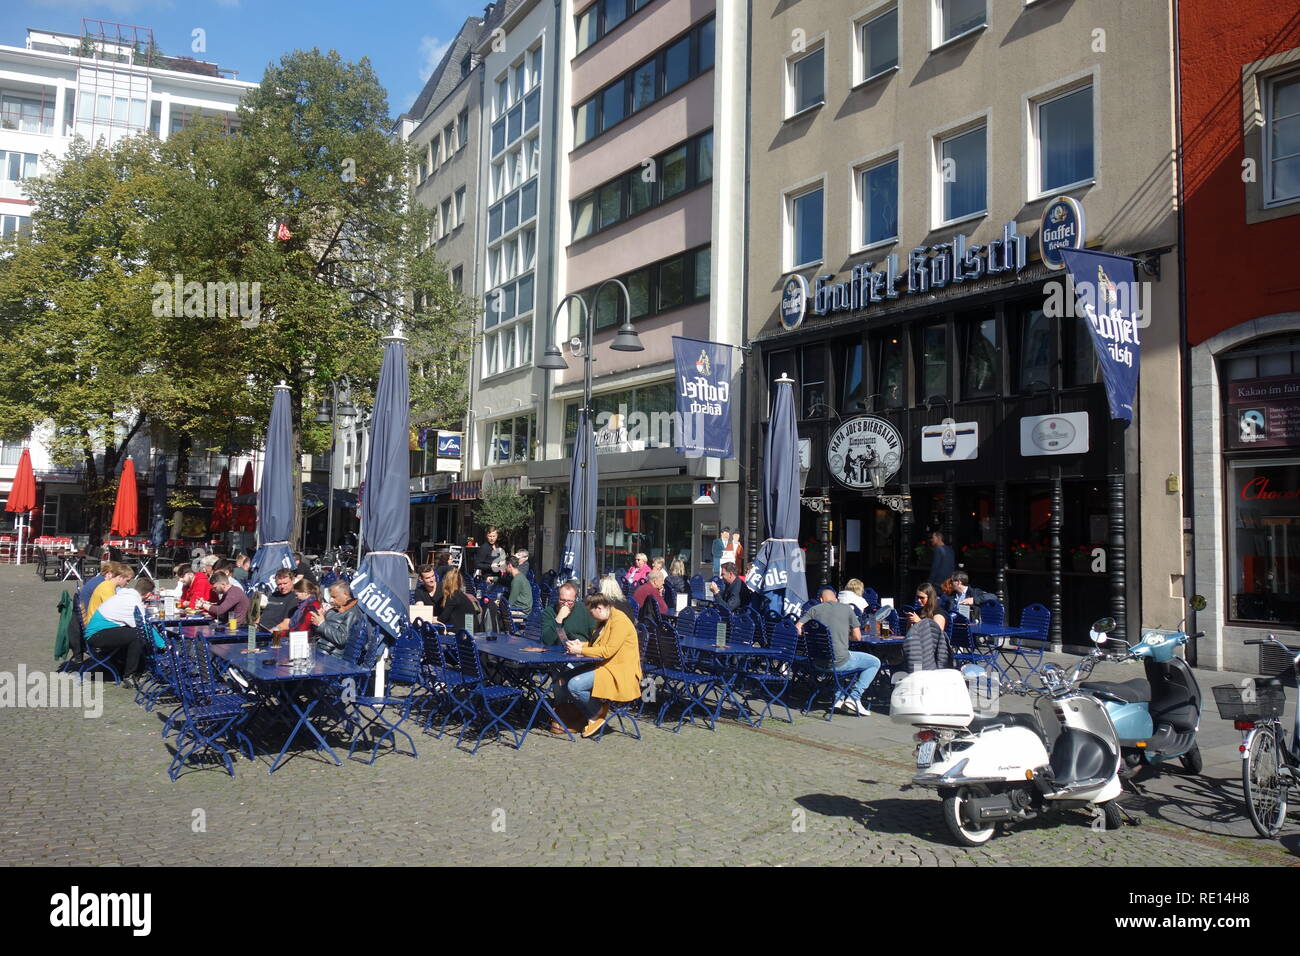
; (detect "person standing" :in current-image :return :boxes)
[927,529,955,589]
[473,527,505,578]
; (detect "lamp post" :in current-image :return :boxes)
[312,379,357,557]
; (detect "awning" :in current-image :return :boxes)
[451,481,482,501]
[410,493,446,504]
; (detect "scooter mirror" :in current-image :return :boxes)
[1189,594,1207,612]
[1090,629,1106,644]
[1091,616,1117,635]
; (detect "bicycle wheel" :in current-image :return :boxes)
[1243,725,1289,838]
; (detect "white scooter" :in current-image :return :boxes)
[894,618,1126,846]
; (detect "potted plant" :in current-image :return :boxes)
[912,542,933,568]
[961,541,994,569]
[1011,539,1047,571]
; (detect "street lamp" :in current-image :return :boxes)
[313,379,357,556]
[538,279,643,417]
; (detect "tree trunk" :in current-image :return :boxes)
[173,434,191,540]
[83,437,102,549]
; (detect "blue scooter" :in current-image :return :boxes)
[1079,596,1208,777]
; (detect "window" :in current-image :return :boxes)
[605,0,628,32]
[524,88,541,130]
[1,151,39,182]
[658,258,684,311]
[491,117,506,155]
[488,203,503,241]
[917,323,948,401]
[576,0,655,55]
[859,157,899,247]
[939,124,987,222]
[574,17,715,146]
[520,180,537,221]
[455,187,466,226]
[802,347,827,419]
[570,245,711,326]
[843,340,872,412]
[1266,71,1300,205]
[576,5,599,53]
[1016,307,1053,392]
[693,247,710,299]
[789,46,825,116]
[451,266,463,291]
[444,123,456,156]
[628,270,650,318]
[789,185,824,268]
[3,92,55,134]
[1063,310,1100,387]
[529,47,542,88]
[940,0,985,44]
[441,198,453,233]
[514,63,526,100]
[569,129,712,239]
[875,330,905,408]
[0,215,32,238]
[1036,85,1094,193]
[507,103,523,142]
[497,77,510,113]
[860,7,898,81]
[1228,460,1300,626]
[457,110,469,150]
[962,314,999,398]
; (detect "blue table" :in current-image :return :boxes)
[170,622,275,643]
[211,643,370,773]
[678,638,782,726]
[970,623,1044,678]
[473,634,591,744]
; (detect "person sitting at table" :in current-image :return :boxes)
[941,570,998,622]
[199,553,221,578]
[541,580,595,646]
[413,563,440,606]
[78,567,105,616]
[625,552,651,587]
[633,568,669,617]
[796,585,880,716]
[271,578,322,637]
[559,594,643,738]
[86,563,133,621]
[259,569,298,631]
[665,559,689,603]
[503,555,532,626]
[174,565,211,609]
[83,578,154,685]
[310,581,363,657]
[708,562,752,612]
[201,571,249,625]
[598,574,635,621]
[899,583,952,675]
[434,567,479,630]
[837,578,870,613]
[231,552,251,584]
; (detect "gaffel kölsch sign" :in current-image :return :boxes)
[781,221,1028,330]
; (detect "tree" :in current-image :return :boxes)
[473,482,533,549]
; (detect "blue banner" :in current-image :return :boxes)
[350,562,407,643]
[673,336,733,458]
[1060,248,1141,425]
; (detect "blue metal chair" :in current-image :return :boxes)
[799,620,869,720]
[980,600,1005,626]
[862,587,880,609]
[650,628,720,732]
[76,596,122,686]
[451,630,524,754]
[998,603,1051,678]
[688,574,709,605]
[730,606,763,646]
[949,615,997,670]
[741,619,798,724]
[345,628,424,764]
[164,635,253,780]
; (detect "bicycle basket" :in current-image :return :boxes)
[1258,641,1300,688]
[1212,682,1286,722]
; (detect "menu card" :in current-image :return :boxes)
[289,630,310,660]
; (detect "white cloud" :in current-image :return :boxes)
[418,35,451,81]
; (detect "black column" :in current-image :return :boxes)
[944,468,957,552]
[1049,473,1063,646]
[1109,471,1127,643]
[994,479,1008,604]
[819,497,831,591]
[899,481,914,601]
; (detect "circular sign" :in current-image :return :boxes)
[780,274,809,331]
[1039,195,1085,270]
[1030,416,1077,452]
[826,416,903,490]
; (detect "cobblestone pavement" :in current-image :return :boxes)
[1,568,1292,866]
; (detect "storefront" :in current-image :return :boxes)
[752,222,1139,644]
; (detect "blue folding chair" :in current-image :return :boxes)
[980,600,1005,626]
[75,596,122,686]
[345,628,424,764]
[164,635,253,780]
[997,603,1051,678]
[651,628,720,732]
[799,620,870,720]
[742,619,798,724]
[451,630,524,754]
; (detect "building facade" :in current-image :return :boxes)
[1180,1,1300,670]
[745,0,1184,643]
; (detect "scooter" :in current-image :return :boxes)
[897,618,1125,847]
[1080,595,1207,777]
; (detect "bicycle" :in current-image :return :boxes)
[1212,635,1300,838]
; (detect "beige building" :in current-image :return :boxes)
[745,0,1184,643]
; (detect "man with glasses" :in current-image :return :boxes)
[541,581,594,646]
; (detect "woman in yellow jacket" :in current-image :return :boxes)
[562,594,643,738]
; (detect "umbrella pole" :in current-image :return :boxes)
[13,517,22,566]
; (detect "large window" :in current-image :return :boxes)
[573,16,715,146]
[859,157,899,247]
[788,185,824,269]
[570,130,712,240]
[485,414,537,466]
[962,314,999,398]
[859,7,898,81]
[1,151,39,182]
[788,45,825,116]
[563,384,680,457]
[939,124,987,223]
[916,323,949,401]
[1015,306,1053,392]
[875,329,905,409]
[0,215,32,239]
[1266,70,1300,205]
[802,347,827,419]
[569,245,711,332]
[576,0,657,54]
[843,340,873,413]
[1228,460,1300,626]
[559,481,697,574]
[491,49,542,158]
[1036,84,1094,194]
[2,91,55,134]
[939,0,985,44]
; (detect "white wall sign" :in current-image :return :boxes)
[1019,412,1090,456]
[920,419,979,462]
[826,416,903,489]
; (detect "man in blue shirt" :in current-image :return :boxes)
[927,529,955,588]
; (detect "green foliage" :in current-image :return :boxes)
[473,483,533,539]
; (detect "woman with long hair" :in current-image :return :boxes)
[901,582,951,673]
[435,566,480,630]
[598,573,634,620]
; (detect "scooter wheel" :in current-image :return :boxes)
[1180,745,1203,775]
[943,785,997,847]
[1101,800,1124,830]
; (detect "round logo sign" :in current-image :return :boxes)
[780,274,809,331]
[826,416,903,490]
[940,419,958,457]
[1039,195,1085,270]
[1030,416,1077,452]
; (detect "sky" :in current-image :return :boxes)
[0,0,492,117]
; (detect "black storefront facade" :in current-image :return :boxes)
[749,247,1138,645]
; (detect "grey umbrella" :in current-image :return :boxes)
[249,383,296,591]
[562,407,598,591]
[350,335,411,642]
[149,460,168,549]
[745,376,808,616]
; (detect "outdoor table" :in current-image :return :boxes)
[472,634,592,745]
[171,622,274,644]
[210,643,370,773]
[677,637,783,726]
[970,623,1044,679]
[58,551,86,583]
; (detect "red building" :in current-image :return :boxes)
[1180,3,1300,668]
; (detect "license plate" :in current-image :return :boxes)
[916,740,936,769]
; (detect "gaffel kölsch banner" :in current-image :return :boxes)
[673,336,734,458]
[1060,248,1142,425]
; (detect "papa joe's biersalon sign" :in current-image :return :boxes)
[827,416,903,490]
